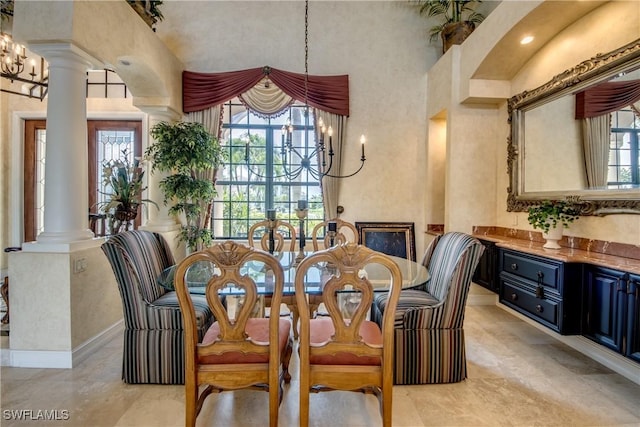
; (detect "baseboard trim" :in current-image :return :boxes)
[72,320,123,367]
[497,303,640,386]
[4,320,123,368]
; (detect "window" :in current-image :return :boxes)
[608,108,640,188]
[212,98,324,239]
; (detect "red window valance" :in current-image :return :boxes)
[183,65,350,116]
[575,79,640,119]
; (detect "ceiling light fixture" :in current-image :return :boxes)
[520,36,534,45]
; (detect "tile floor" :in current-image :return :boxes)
[1,301,640,426]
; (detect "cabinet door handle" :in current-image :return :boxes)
[536,304,544,313]
[511,293,518,301]
[511,263,518,270]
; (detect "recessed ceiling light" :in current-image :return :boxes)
[520,36,534,45]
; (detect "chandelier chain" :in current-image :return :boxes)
[304,0,309,107]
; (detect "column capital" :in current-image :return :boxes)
[28,42,103,70]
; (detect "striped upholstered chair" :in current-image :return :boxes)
[372,232,484,384]
[102,230,215,384]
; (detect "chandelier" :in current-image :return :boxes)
[244,0,365,181]
[0,32,48,100]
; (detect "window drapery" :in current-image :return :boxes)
[314,110,346,219]
[183,66,351,220]
[581,115,610,188]
[238,77,294,118]
[183,66,350,117]
[576,79,640,188]
[575,80,640,119]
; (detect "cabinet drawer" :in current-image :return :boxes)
[501,282,559,328]
[502,251,561,290]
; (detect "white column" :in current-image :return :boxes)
[34,44,99,244]
[139,109,181,232]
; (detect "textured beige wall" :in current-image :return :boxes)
[69,245,122,348]
[155,0,435,254]
[9,251,73,350]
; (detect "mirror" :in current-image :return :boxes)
[507,38,640,215]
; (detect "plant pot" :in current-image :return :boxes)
[441,21,476,53]
[542,226,563,249]
[114,206,139,222]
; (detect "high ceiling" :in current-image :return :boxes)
[473,1,606,80]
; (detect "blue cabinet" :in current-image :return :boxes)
[582,267,627,353]
[498,249,582,334]
[626,274,640,363]
[473,239,499,293]
[583,267,640,363]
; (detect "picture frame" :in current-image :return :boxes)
[355,222,416,261]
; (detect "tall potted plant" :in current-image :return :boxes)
[415,0,485,53]
[527,200,579,249]
[146,121,226,251]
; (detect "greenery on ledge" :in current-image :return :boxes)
[413,0,486,42]
[527,200,580,234]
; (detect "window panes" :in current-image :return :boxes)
[609,108,639,188]
[213,98,324,239]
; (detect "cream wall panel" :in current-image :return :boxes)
[9,252,72,350]
[70,245,122,348]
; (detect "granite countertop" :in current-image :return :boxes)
[473,232,640,275]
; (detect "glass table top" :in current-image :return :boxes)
[157,250,429,296]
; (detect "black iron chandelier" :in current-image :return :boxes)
[244,0,365,181]
[0,32,48,100]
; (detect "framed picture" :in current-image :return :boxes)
[355,222,416,261]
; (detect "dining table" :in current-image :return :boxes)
[156,250,430,297]
[158,249,429,331]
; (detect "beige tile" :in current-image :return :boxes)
[1,305,639,427]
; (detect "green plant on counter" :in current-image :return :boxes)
[527,200,580,234]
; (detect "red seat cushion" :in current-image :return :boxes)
[199,318,291,364]
[307,317,382,366]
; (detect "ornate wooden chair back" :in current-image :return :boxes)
[174,241,293,427]
[294,242,402,427]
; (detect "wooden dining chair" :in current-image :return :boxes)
[294,243,403,427]
[311,218,358,251]
[248,219,297,252]
[248,218,299,335]
[173,241,293,427]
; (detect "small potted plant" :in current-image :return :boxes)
[414,0,486,53]
[100,148,158,234]
[527,200,579,249]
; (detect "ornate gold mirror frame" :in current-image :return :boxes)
[507,38,640,216]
